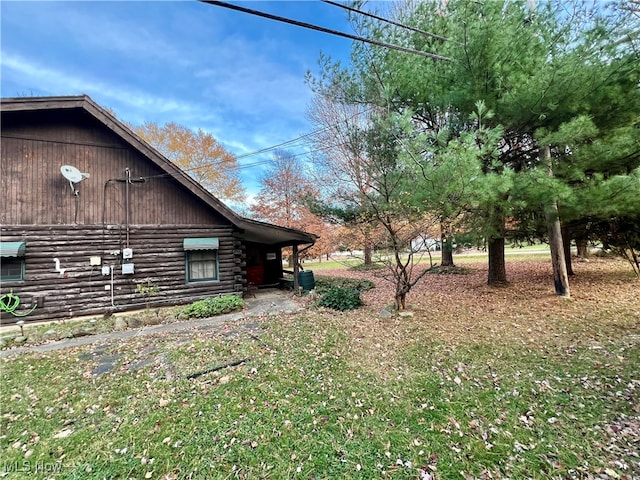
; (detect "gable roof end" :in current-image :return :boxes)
[0,95,316,247]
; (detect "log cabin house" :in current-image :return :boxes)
[0,95,316,323]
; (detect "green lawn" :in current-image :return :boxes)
[1,259,638,479]
[305,245,551,270]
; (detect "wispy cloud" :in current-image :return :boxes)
[1,2,192,67]
[0,52,203,121]
[1,0,341,199]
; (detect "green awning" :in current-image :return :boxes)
[0,241,26,257]
[183,238,219,250]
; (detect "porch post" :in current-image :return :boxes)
[292,244,300,291]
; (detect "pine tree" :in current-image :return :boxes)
[311,0,640,291]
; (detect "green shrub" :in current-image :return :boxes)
[315,276,375,294]
[316,285,364,311]
[181,295,243,319]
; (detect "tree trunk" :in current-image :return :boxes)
[440,222,455,267]
[364,245,373,265]
[285,246,294,268]
[576,239,589,258]
[395,272,408,310]
[542,145,570,297]
[487,205,508,286]
[547,209,570,296]
[395,292,406,311]
[441,242,454,267]
[561,225,574,276]
[487,235,508,286]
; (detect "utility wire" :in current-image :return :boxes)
[168,138,356,177]
[146,131,366,180]
[3,109,374,177]
[320,0,448,42]
[235,129,324,160]
[2,123,360,175]
[199,1,450,62]
[236,105,374,160]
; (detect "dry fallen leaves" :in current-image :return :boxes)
[316,257,639,350]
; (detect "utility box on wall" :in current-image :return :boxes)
[122,263,135,275]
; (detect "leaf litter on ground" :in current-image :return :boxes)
[1,258,638,479]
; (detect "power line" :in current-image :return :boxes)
[165,131,366,178]
[2,117,377,180]
[142,102,378,174]
[235,105,375,161]
[235,130,323,160]
[199,1,451,62]
[1,123,363,176]
[320,0,448,42]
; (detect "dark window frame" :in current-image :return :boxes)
[1,257,25,282]
[185,250,219,283]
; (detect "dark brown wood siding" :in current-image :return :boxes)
[0,225,247,323]
[1,110,227,226]
[0,108,254,323]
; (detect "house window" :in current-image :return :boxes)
[0,241,26,281]
[184,238,219,283]
[186,251,218,282]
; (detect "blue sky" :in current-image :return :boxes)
[1,1,362,202]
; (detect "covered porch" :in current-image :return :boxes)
[238,218,316,292]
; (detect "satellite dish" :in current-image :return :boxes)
[60,165,90,195]
[61,165,85,183]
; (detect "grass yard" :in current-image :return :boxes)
[1,258,638,479]
[305,244,551,271]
